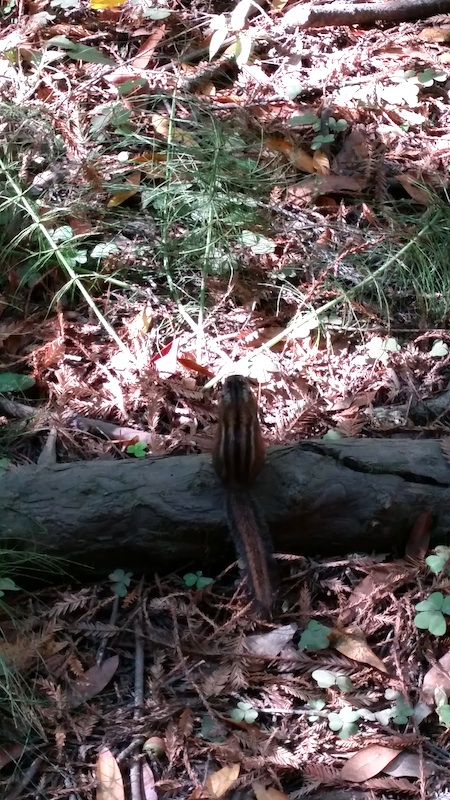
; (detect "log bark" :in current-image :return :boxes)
[284,0,450,29]
[1,439,449,575]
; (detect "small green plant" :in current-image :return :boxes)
[126,441,148,458]
[0,373,35,392]
[199,714,225,742]
[382,689,414,725]
[298,621,331,651]
[183,571,213,590]
[288,112,348,149]
[312,669,353,691]
[366,335,401,363]
[328,707,360,739]
[306,698,326,721]
[434,688,450,727]
[417,68,447,88]
[230,701,258,724]
[0,577,20,598]
[109,569,133,597]
[426,545,450,575]
[414,592,450,636]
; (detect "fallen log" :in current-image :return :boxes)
[1,438,449,575]
[284,0,450,29]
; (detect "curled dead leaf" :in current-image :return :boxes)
[204,764,240,799]
[330,627,388,673]
[341,744,401,782]
[96,747,125,800]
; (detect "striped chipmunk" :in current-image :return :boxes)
[212,375,276,618]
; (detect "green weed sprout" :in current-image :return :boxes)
[414,592,450,636]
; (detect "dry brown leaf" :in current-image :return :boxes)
[244,624,297,657]
[312,149,330,175]
[128,307,153,337]
[152,114,198,147]
[421,650,450,703]
[405,509,432,559]
[141,762,158,800]
[253,782,290,800]
[330,627,388,673]
[285,174,367,206]
[0,743,26,770]
[204,764,240,799]
[420,27,450,42]
[340,744,401,782]
[198,81,216,96]
[67,655,119,707]
[346,567,390,616]
[245,326,285,349]
[96,747,125,800]
[385,751,435,778]
[68,215,95,236]
[177,355,214,377]
[332,391,377,412]
[131,27,166,69]
[107,171,141,207]
[360,203,381,227]
[270,0,290,11]
[266,137,316,174]
[396,173,433,205]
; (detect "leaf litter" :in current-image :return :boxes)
[2,0,450,797]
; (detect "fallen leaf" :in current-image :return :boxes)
[151,339,180,377]
[96,747,125,800]
[152,114,198,147]
[177,355,214,377]
[244,624,297,656]
[420,27,450,42]
[270,0,290,11]
[253,782,290,800]
[285,173,367,206]
[421,650,450,703]
[385,751,436,778]
[397,172,432,205]
[405,509,433,559]
[341,744,401,782]
[330,627,388,673]
[67,655,119,707]
[312,149,330,174]
[141,762,158,800]
[266,137,317,174]
[0,743,26,769]
[128,307,153,337]
[204,764,240,799]
[230,0,251,31]
[131,27,166,69]
[107,171,141,207]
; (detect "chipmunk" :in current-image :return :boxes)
[212,375,276,618]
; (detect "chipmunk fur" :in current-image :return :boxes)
[213,375,275,618]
